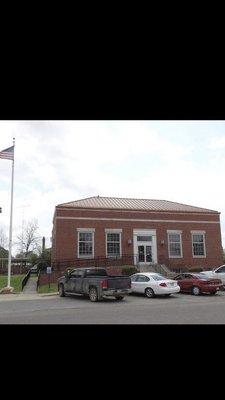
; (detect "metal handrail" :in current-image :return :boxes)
[21,270,31,290]
[52,254,139,270]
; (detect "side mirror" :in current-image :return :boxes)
[65,271,70,280]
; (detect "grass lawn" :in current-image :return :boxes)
[0,274,26,293]
[38,283,58,294]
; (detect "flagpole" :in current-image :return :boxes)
[7,138,15,288]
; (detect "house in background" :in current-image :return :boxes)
[51,196,223,271]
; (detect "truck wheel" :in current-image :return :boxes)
[59,284,65,297]
[89,287,98,302]
[192,286,200,296]
[115,296,124,301]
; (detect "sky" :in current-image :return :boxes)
[0,120,225,254]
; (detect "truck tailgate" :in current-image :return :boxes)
[107,276,131,289]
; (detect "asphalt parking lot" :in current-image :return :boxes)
[1,290,225,324]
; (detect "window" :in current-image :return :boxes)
[131,275,138,282]
[106,233,121,257]
[70,270,83,278]
[137,235,152,242]
[215,266,225,273]
[85,269,107,277]
[184,274,193,279]
[78,232,94,258]
[136,275,150,282]
[151,274,166,281]
[174,275,183,280]
[192,233,205,257]
[168,232,182,258]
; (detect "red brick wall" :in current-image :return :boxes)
[52,207,223,270]
[38,272,62,286]
[38,267,125,286]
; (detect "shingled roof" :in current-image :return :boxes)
[57,196,219,213]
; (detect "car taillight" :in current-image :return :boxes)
[101,279,108,289]
[159,283,167,287]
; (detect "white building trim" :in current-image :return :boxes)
[56,216,220,224]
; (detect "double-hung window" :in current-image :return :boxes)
[167,231,183,258]
[105,230,122,257]
[77,229,94,258]
[192,232,206,257]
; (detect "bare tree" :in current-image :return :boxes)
[16,219,41,256]
[0,228,8,249]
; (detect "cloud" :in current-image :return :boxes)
[1,121,225,255]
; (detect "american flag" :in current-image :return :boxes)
[0,145,14,160]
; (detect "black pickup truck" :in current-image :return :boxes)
[58,267,131,302]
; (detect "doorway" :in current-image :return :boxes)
[133,229,157,265]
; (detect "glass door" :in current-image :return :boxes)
[138,244,152,263]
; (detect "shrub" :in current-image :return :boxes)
[188,266,204,272]
[121,266,139,276]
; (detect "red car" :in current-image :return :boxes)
[173,273,222,296]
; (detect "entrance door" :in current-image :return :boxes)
[138,244,152,264]
[133,230,157,265]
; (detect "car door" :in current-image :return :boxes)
[184,274,195,292]
[213,265,225,284]
[131,274,139,292]
[74,270,84,293]
[174,274,185,291]
[66,270,79,293]
[134,275,150,293]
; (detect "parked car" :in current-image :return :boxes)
[199,265,225,286]
[173,273,222,295]
[130,272,180,298]
[58,267,131,302]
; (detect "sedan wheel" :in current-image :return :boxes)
[192,286,200,296]
[145,288,155,298]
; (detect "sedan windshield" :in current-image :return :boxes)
[151,274,166,281]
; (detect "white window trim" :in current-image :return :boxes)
[77,230,94,258]
[191,231,206,258]
[105,231,122,258]
[105,228,122,233]
[133,229,156,236]
[77,228,95,232]
[167,231,183,258]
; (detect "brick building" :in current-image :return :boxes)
[51,196,223,271]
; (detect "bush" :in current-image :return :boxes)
[121,266,139,276]
[188,266,204,272]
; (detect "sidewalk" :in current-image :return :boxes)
[0,292,58,302]
[22,276,38,294]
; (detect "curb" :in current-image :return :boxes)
[39,292,59,297]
